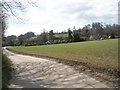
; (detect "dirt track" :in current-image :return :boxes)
[3,48,109,88]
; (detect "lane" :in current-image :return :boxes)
[3,48,109,88]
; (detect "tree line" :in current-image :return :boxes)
[3,22,120,46]
[1,1,119,47]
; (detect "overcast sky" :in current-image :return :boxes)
[6,0,119,36]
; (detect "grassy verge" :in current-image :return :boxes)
[2,54,12,88]
[7,39,119,87]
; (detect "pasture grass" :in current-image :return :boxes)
[54,34,68,38]
[8,39,118,72]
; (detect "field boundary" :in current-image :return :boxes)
[6,48,119,88]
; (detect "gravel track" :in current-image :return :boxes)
[3,48,109,88]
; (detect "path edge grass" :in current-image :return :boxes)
[2,54,12,89]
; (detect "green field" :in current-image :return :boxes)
[29,36,38,40]
[8,39,118,74]
[54,34,68,38]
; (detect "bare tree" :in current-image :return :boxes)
[0,0,26,43]
[0,0,39,17]
[0,0,38,43]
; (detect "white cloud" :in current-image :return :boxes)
[6,0,119,36]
